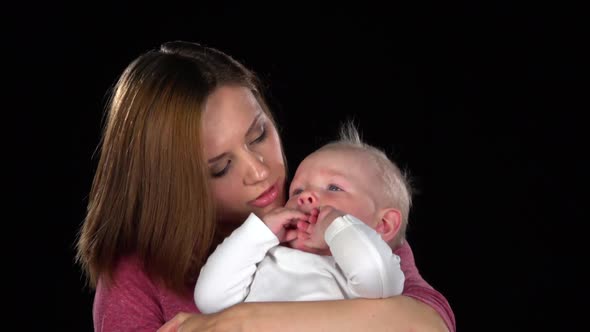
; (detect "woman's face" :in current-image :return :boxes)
[201,86,286,224]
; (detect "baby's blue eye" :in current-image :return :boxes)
[328,184,343,191]
[291,188,303,196]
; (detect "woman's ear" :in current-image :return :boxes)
[375,208,402,243]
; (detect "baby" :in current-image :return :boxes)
[195,123,412,314]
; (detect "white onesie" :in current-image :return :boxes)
[194,213,404,314]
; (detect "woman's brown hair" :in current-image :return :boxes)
[76,41,277,295]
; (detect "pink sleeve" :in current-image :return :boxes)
[395,241,456,332]
[93,257,165,332]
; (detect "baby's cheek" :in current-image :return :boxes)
[284,196,299,209]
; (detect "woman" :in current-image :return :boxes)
[77,40,455,332]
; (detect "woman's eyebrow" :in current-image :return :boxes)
[208,152,228,164]
[207,112,263,164]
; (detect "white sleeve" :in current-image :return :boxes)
[194,213,279,314]
[325,214,405,298]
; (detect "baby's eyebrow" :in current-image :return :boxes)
[323,171,348,183]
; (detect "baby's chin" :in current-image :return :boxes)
[285,238,332,256]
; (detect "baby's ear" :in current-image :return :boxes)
[375,208,402,243]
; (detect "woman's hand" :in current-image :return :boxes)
[157,306,249,332]
[157,312,191,332]
[157,311,222,332]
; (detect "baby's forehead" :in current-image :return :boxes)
[302,147,379,177]
[313,145,370,159]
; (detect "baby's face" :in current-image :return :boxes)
[286,147,383,228]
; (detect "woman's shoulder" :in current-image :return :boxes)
[393,240,415,263]
[96,255,159,302]
[93,255,166,330]
[94,255,199,327]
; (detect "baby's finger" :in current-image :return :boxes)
[297,220,309,232]
[297,230,311,240]
[284,229,299,242]
[303,238,319,250]
[276,209,310,223]
[309,214,317,224]
[305,222,316,235]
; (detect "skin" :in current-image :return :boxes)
[286,147,401,253]
[263,147,402,254]
[159,297,448,332]
[201,85,286,231]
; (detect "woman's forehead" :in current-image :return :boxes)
[202,86,261,127]
[201,87,265,152]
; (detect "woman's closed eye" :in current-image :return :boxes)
[211,160,231,178]
[249,125,267,144]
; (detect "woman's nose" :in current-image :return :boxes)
[244,152,269,185]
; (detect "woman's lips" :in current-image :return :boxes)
[249,183,279,208]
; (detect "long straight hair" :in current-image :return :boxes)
[76,41,278,295]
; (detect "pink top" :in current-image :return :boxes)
[93,241,456,332]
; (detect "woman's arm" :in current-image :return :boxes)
[395,241,456,331]
[160,297,447,332]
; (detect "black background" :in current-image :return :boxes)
[32,2,587,331]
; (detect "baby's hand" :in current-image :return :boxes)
[297,206,345,250]
[263,208,309,243]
